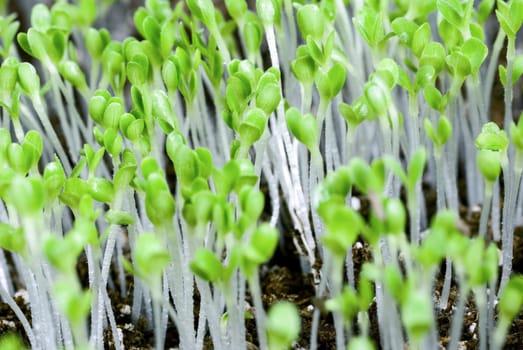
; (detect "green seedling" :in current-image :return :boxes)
[241,223,278,276]
[495,275,523,349]
[265,301,300,350]
[190,247,223,283]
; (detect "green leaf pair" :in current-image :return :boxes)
[265,302,301,350]
[145,172,175,227]
[212,159,258,196]
[475,122,508,183]
[320,204,362,257]
[316,61,346,102]
[348,157,385,196]
[291,45,317,85]
[6,130,42,174]
[241,223,278,277]
[134,232,170,283]
[354,5,386,49]
[285,107,318,152]
[496,0,523,39]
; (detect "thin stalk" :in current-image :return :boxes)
[195,279,223,350]
[265,25,318,275]
[503,37,515,130]
[448,283,469,350]
[249,272,268,350]
[478,181,494,238]
[487,278,496,350]
[492,180,501,241]
[153,296,162,350]
[474,287,487,350]
[31,96,72,173]
[331,256,346,350]
[498,167,522,295]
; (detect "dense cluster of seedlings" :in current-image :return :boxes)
[0,0,522,349]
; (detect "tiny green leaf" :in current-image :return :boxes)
[266,302,301,350]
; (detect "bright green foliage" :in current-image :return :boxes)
[190,248,223,282]
[314,166,351,205]
[325,285,361,325]
[511,114,523,155]
[475,122,509,151]
[391,17,419,47]
[401,290,434,341]
[241,223,278,276]
[424,115,453,148]
[266,301,301,350]
[145,173,175,226]
[461,38,488,76]
[239,186,264,221]
[88,90,110,124]
[477,149,502,182]
[0,334,28,350]
[296,4,324,42]
[255,70,281,114]
[478,0,496,24]
[134,232,170,279]
[475,122,508,182]
[53,280,92,325]
[291,45,317,84]
[59,60,88,91]
[496,0,523,39]
[285,107,318,151]
[59,177,88,210]
[0,57,19,113]
[354,5,386,49]
[498,275,523,322]
[225,0,247,19]
[385,148,427,192]
[239,107,268,147]
[419,42,446,74]
[0,14,20,59]
[384,265,405,303]
[462,238,499,286]
[187,0,216,28]
[364,79,391,116]
[256,0,281,26]
[316,61,346,101]
[82,144,105,176]
[437,0,466,29]
[43,158,66,199]
[0,223,25,254]
[105,210,135,226]
[320,205,361,257]
[8,175,45,215]
[127,53,150,86]
[244,12,264,57]
[347,336,375,350]
[415,210,458,267]
[5,130,42,174]
[87,177,114,203]
[384,198,406,235]
[348,157,385,195]
[188,190,215,225]
[17,62,40,98]
[85,27,110,60]
[44,234,82,273]
[411,23,431,58]
[161,57,178,92]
